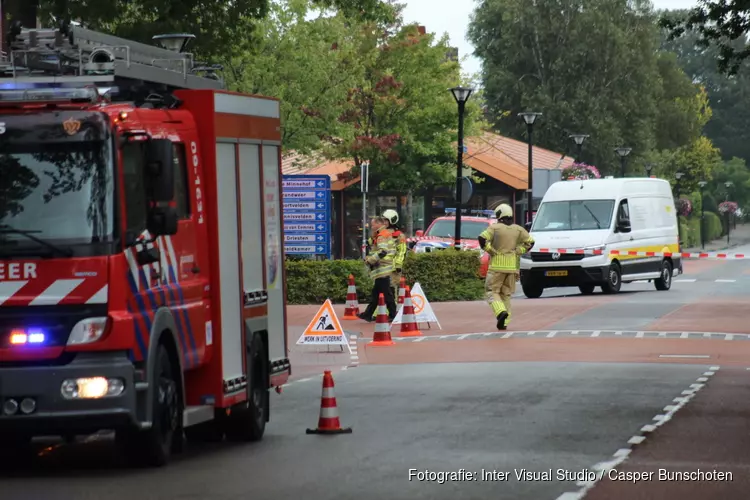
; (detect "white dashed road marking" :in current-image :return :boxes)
[383,331,750,343]
[556,367,720,500]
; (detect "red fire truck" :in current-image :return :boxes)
[0,22,290,466]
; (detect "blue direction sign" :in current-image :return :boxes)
[281,175,331,258]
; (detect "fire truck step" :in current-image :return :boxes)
[183,405,215,427]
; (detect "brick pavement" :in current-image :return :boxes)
[585,367,750,500]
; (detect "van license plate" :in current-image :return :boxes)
[545,270,568,277]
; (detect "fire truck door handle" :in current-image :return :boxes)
[191,265,200,274]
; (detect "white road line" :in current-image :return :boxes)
[659,354,710,358]
[457,334,470,340]
[636,332,645,338]
[715,279,736,283]
[674,279,696,282]
[592,331,601,337]
[556,370,716,500]
[501,332,514,339]
[546,331,557,338]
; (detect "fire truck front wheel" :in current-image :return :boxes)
[116,344,182,467]
[225,332,268,442]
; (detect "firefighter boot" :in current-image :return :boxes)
[496,311,509,331]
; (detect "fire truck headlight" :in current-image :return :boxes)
[67,317,109,346]
[61,377,125,399]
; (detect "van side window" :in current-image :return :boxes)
[618,199,630,223]
[122,142,148,239]
[173,143,191,219]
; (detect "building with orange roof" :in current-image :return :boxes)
[281,131,575,259]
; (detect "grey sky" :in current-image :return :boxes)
[400,0,698,77]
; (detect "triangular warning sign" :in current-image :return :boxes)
[392,282,441,329]
[296,299,351,349]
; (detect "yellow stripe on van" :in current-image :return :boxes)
[608,243,680,261]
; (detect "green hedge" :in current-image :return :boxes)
[285,249,484,305]
[679,211,724,248]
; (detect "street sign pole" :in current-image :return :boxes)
[360,162,369,259]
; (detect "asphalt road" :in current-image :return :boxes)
[4,248,750,499]
[0,363,714,500]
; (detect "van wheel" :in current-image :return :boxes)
[522,280,544,299]
[578,284,596,295]
[654,260,673,291]
[601,263,622,294]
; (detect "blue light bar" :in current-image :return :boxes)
[471,210,496,217]
[0,87,98,103]
[9,328,46,345]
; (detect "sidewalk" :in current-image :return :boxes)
[683,223,750,253]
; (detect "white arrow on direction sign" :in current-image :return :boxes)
[317,246,325,252]
[316,213,325,219]
[317,235,324,241]
[316,192,325,198]
[317,181,325,186]
[317,224,325,230]
[316,203,325,209]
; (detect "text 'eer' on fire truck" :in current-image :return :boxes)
[0,21,291,466]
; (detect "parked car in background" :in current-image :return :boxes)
[410,209,494,278]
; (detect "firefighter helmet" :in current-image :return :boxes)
[494,203,513,219]
[382,209,399,225]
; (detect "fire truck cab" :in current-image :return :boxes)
[0,22,290,466]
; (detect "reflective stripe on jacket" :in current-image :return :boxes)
[392,230,407,269]
[365,229,397,279]
[479,223,534,272]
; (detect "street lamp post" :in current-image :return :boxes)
[725,180,733,244]
[449,85,474,249]
[698,180,707,250]
[519,111,542,224]
[614,147,632,177]
[675,172,684,247]
[645,163,653,177]
[569,134,589,162]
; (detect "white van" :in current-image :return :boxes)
[519,177,681,298]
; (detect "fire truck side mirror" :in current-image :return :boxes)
[144,139,175,203]
[524,222,532,231]
[147,205,179,236]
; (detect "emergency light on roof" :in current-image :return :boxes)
[0,86,99,103]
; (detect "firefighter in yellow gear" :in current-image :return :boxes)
[477,203,535,330]
[360,216,398,321]
[382,209,407,295]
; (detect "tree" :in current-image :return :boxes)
[329,9,483,193]
[222,0,367,154]
[658,1,750,75]
[643,136,723,193]
[469,0,712,176]
[659,9,750,163]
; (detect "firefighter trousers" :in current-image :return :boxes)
[370,271,402,319]
[485,270,517,324]
[363,277,398,320]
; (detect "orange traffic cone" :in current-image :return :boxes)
[397,276,406,305]
[369,293,395,346]
[342,274,360,320]
[399,285,423,337]
[306,370,352,435]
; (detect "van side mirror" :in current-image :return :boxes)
[616,220,631,233]
[147,205,178,236]
[144,139,175,202]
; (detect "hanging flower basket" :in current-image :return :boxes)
[718,201,738,215]
[676,198,692,217]
[562,162,601,180]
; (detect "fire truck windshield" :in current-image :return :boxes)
[0,140,114,254]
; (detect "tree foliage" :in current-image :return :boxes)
[659,9,750,164]
[327,7,483,191]
[468,0,710,176]
[658,1,750,75]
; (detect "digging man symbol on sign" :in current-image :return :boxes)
[317,315,328,330]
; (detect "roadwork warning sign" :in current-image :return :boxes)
[296,299,351,350]
[392,282,441,329]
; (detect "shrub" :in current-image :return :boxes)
[704,211,723,240]
[284,248,484,305]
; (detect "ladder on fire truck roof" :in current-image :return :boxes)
[0,21,225,95]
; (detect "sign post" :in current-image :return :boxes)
[281,175,332,259]
[360,162,369,259]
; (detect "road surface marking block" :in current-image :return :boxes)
[628,436,646,445]
[297,299,351,352]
